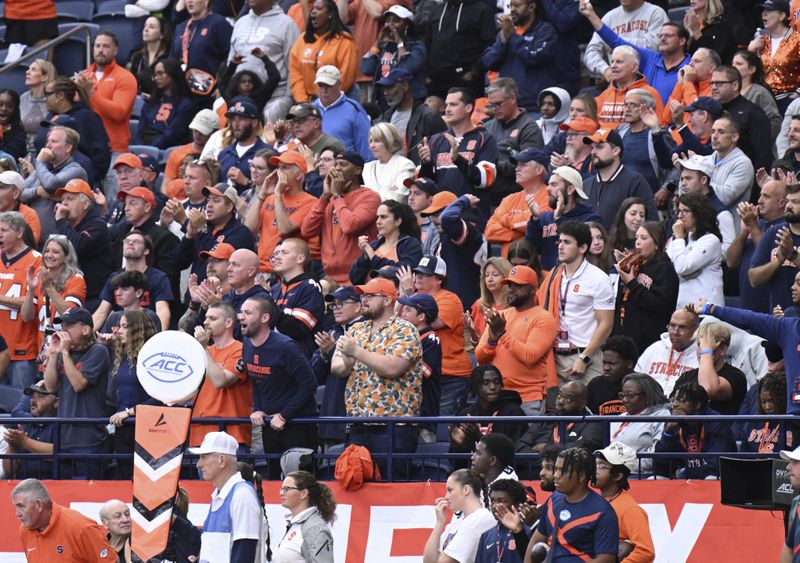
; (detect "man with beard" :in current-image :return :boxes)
[217,97,269,192]
[524,165,601,270]
[476,265,557,416]
[2,380,58,478]
[750,184,800,311]
[331,277,423,478]
[240,295,317,478]
[549,117,597,178]
[776,115,800,176]
[378,69,446,165]
[635,308,700,397]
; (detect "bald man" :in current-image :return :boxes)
[99,499,131,557]
[635,308,700,397]
[522,381,604,455]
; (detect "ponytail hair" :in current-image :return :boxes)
[288,470,337,523]
[239,462,272,559]
[449,468,489,507]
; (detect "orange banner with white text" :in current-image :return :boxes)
[0,480,785,562]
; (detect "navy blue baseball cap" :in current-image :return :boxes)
[226,96,261,121]
[402,176,438,195]
[398,294,439,320]
[684,96,723,118]
[55,307,93,326]
[137,153,159,173]
[760,0,789,13]
[510,148,549,166]
[40,114,79,129]
[336,151,365,168]
[325,286,359,302]
[376,68,413,86]
[369,264,400,280]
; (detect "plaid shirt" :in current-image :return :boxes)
[345,316,423,417]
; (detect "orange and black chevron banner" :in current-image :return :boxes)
[131,405,192,561]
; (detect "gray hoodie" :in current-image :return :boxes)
[228,6,301,99]
[535,87,570,145]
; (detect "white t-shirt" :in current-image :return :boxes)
[558,260,615,348]
[439,508,496,563]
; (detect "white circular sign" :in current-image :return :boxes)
[136,331,206,405]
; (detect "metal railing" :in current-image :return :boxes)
[0,24,93,76]
[0,414,792,481]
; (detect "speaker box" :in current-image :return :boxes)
[720,457,793,510]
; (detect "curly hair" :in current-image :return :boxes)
[468,364,504,396]
[676,192,722,242]
[758,371,787,415]
[113,310,157,372]
[489,477,528,505]
[478,257,512,309]
[288,470,337,523]
[558,447,596,485]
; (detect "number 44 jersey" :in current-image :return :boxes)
[0,247,41,360]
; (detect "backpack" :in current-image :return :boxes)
[334,444,381,490]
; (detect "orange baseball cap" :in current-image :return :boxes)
[500,265,539,287]
[420,191,457,216]
[55,178,95,201]
[269,150,308,174]
[117,186,155,207]
[200,242,235,260]
[113,153,143,170]
[355,277,397,300]
[559,116,598,134]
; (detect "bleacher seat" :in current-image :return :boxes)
[58,21,100,40]
[0,24,6,44]
[129,144,160,161]
[0,66,27,92]
[95,0,128,13]
[160,145,181,166]
[57,0,95,22]
[91,14,136,65]
[53,36,90,76]
[317,443,345,480]
[668,6,689,22]
[131,94,144,118]
[0,384,21,414]
[129,119,139,142]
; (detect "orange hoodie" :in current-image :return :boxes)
[661,79,711,124]
[595,74,665,129]
[82,59,137,153]
[289,31,359,103]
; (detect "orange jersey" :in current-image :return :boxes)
[609,490,656,563]
[0,247,41,360]
[485,187,551,256]
[431,288,473,377]
[661,79,710,125]
[19,503,117,563]
[257,191,321,272]
[33,274,86,352]
[190,340,252,447]
[596,75,665,129]
[19,204,41,247]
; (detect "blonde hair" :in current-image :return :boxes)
[368,122,403,155]
[478,257,512,308]
[704,0,724,22]
[31,59,56,84]
[693,321,731,348]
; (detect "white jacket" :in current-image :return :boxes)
[362,153,415,204]
[635,332,699,397]
[666,233,724,307]
[583,2,669,76]
[610,404,671,475]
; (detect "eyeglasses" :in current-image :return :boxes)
[331,300,359,309]
[676,208,691,216]
[249,162,267,172]
[709,80,736,88]
[485,100,507,110]
[279,486,301,493]
[618,392,644,400]
[658,32,677,38]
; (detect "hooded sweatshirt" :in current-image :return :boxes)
[536,87,570,145]
[595,73,664,128]
[427,0,496,78]
[450,389,529,454]
[634,332,699,397]
[609,403,671,475]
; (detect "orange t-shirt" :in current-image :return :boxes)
[793,0,800,31]
[5,0,56,20]
[485,187,551,256]
[33,274,86,353]
[610,490,656,562]
[190,340,252,447]
[0,247,41,360]
[19,503,116,563]
[164,143,196,183]
[257,190,321,272]
[431,288,473,377]
[19,204,41,247]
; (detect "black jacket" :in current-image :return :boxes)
[384,100,447,165]
[722,95,773,173]
[613,254,679,352]
[426,0,496,78]
[111,215,181,298]
[175,216,256,283]
[449,389,528,455]
[520,406,604,454]
[54,205,113,301]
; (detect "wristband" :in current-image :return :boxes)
[700,302,712,316]
[700,348,714,356]
[487,340,498,347]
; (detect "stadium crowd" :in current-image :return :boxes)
[4,0,800,557]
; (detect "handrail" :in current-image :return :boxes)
[0,24,93,74]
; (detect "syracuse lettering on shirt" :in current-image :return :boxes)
[435,150,477,169]
[245,354,272,379]
[0,247,42,360]
[611,19,652,34]
[643,361,694,378]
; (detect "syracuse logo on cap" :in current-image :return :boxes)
[142,351,194,383]
[510,266,518,275]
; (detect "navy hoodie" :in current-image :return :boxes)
[426,0,496,78]
[349,235,423,285]
[36,103,111,181]
[524,202,602,270]
[53,205,113,301]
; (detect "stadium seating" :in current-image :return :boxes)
[95,0,128,13]
[56,0,95,22]
[129,144,160,161]
[668,6,689,22]
[91,13,136,65]
[0,66,27,92]
[0,384,21,414]
[53,36,90,76]
[129,119,139,142]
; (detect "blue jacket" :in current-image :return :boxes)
[218,137,269,192]
[525,202,602,270]
[349,235,423,285]
[171,13,232,78]
[482,19,558,111]
[539,0,584,84]
[597,24,690,105]
[313,93,373,162]
[475,524,531,563]
[135,95,193,149]
[36,103,111,181]
[439,195,484,308]
[653,126,712,170]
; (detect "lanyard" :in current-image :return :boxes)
[181,18,205,66]
[679,425,705,453]
[559,261,586,316]
[552,422,574,444]
[665,347,686,386]
[612,421,630,440]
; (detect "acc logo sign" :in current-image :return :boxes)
[137,331,206,405]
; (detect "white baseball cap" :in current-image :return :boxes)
[384,4,413,19]
[189,109,220,135]
[595,442,637,472]
[780,446,800,462]
[0,170,25,190]
[678,154,715,179]
[187,431,238,456]
[315,65,341,86]
[552,166,588,200]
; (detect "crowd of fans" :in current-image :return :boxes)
[0,0,799,495]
